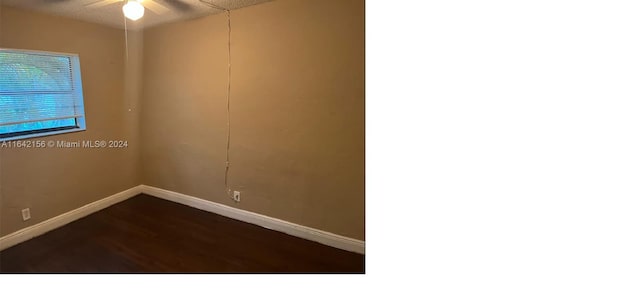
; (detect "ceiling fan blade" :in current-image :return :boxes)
[141,0,171,15]
[39,0,74,3]
[85,0,122,9]
[156,0,192,12]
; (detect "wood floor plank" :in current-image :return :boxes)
[0,194,364,273]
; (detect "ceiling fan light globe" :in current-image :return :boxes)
[123,1,145,21]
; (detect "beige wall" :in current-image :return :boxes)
[141,0,364,240]
[0,7,140,235]
[0,0,364,241]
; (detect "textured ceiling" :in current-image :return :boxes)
[0,0,274,30]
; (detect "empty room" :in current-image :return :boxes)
[0,0,364,273]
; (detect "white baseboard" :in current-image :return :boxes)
[0,184,365,255]
[0,185,142,251]
[141,185,365,254]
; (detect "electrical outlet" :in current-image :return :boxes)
[21,208,31,221]
[232,191,241,202]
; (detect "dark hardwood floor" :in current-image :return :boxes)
[0,194,364,273]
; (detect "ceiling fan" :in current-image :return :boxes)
[85,0,191,21]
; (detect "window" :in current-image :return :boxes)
[0,49,86,141]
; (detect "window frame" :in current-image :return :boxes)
[0,48,87,141]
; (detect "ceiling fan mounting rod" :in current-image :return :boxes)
[198,0,229,12]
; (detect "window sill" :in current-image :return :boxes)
[0,127,87,142]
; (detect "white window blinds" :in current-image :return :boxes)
[0,49,86,139]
